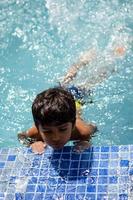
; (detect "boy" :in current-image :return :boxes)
[18,87,97,154]
[18,46,125,154]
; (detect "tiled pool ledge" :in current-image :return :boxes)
[0,145,133,200]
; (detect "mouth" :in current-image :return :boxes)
[51,143,64,149]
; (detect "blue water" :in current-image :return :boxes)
[0,0,133,147]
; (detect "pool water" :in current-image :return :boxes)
[0,0,133,147]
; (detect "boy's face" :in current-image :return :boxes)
[38,122,73,149]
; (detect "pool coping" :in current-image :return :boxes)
[0,144,133,200]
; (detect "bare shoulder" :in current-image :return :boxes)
[71,117,97,141]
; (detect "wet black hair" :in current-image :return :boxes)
[32,87,76,129]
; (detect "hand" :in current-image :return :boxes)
[31,141,47,154]
[18,131,37,146]
[18,132,27,140]
[73,141,91,153]
[79,49,96,64]
[17,132,30,146]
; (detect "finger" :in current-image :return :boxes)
[33,149,44,155]
[43,143,47,148]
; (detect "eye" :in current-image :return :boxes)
[42,130,52,134]
[59,128,67,132]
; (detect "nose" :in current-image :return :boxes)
[52,131,60,142]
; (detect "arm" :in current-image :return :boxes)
[18,125,41,143]
[24,126,42,139]
[18,125,47,154]
[62,49,96,85]
[71,117,97,152]
[75,118,97,140]
[62,45,126,88]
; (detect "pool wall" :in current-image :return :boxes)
[0,145,133,200]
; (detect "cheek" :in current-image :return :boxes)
[40,132,49,142]
[63,130,71,140]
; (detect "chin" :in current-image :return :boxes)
[54,146,63,150]
[51,144,65,149]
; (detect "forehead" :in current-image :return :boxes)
[39,122,71,130]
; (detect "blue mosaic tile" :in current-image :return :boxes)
[97,194,108,200]
[111,146,119,152]
[100,153,109,159]
[120,160,129,167]
[0,148,9,154]
[71,153,81,160]
[98,185,107,193]
[99,169,108,175]
[65,194,75,200]
[5,193,15,200]
[90,168,98,176]
[57,184,66,193]
[99,160,109,167]
[98,176,108,184]
[120,153,129,160]
[120,168,129,175]
[70,161,79,168]
[36,185,46,193]
[0,162,5,168]
[130,153,133,159]
[109,160,119,167]
[110,152,119,159]
[109,176,118,184]
[86,194,96,199]
[26,185,36,192]
[0,145,133,199]
[119,193,128,200]
[0,193,4,197]
[130,145,133,151]
[119,146,129,152]
[34,193,44,200]
[66,185,76,193]
[77,185,86,193]
[79,160,89,168]
[25,193,34,200]
[129,169,133,175]
[92,146,100,152]
[93,153,100,160]
[108,194,118,200]
[9,176,17,183]
[15,193,24,200]
[7,155,16,161]
[0,155,7,161]
[101,146,110,152]
[119,176,129,183]
[87,185,96,192]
